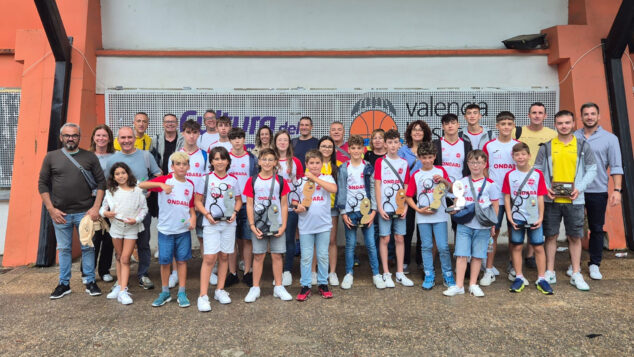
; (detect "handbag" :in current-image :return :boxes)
[470,179,497,227]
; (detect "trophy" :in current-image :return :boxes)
[357,198,373,228]
[524,197,539,228]
[301,180,315,210]
[393,188,407,218]
[552,181,574,198]
[216,187,235,221]
[446,181,466,212]
[429,182,447,212]
[262,204,280,238]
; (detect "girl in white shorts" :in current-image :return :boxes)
[194,147,242,311]
[100,162,148,305]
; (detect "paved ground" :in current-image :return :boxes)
[0,246,633,356]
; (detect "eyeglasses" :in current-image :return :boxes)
[62,134,79,139]
[468,161,486,166]
[411,128,424,133]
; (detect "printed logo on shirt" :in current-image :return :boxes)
[528,178,535,185]
[241,163,246,168]
[195,162,200,168]
[456,153,461,158]
[184,188,190,196]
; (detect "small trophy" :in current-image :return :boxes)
[358,198,373,228]
[217,187,236,221]
[301,180,315,210]
[393,188,407,218]
[446,181,466,212]
[524,197,539,228]
[552,181,574,198]
[429,182,447,212]
[262,204,280,238]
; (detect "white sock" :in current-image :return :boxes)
[395,272,405,279]
[171,270,177,275]
[486,268,494,274]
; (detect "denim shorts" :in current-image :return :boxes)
[235,207,252,240]
[494,205,512,232]
[543,202,584,238]
[454,224,489,259]
[158,231,192,264]
[378,215,406,237]
[509,221,544,245]
[252,234,286,254]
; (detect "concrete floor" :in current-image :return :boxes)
[0,246,632,356]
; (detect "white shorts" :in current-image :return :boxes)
[109,221,142,240]
[202,224,236,255]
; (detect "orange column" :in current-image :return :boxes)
[542,0,634,249]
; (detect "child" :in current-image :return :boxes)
[444,150,499,297]
[502,143,552,294]
[139,151,196,308]
[195,147,243,311]
[101,162,148,305]
[227,127,258,287]
[294,149,338,300]
[405,142,455,290]
[208,115,233,152]
[243,148,291,302]
[337,135,385,290]
[375,129,413,287]
[273,130,304,287]
[460,104,496,150]
[481,111,519,286]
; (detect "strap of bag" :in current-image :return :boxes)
[335,145,350,159]
[383,158,405,188]
[61,148,97,189]
[202,173,210,207]
[468,178,486,202]
[512,168,535,207]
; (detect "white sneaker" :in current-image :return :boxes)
[239,260,245,272]
[273,286,293,301]
[329,272,339,286]
[383,273,395,288]
[168,271,178,288]
[209,273,218,285]
[373,274,386,289]
[117,289,133,305]
[214,289,232,304]
[545,270,557,284]
[197,295,211,312]
[443,285,465,296]
[491,266,500,276]
[311,272,317,285]
[508,267,517,281]
[566,265,573,277]
[107,284,121,299]
[282,271,293,286]
[589,264,602,280]
[102,273,114,282]
[479,271,496,286]
[571,272,590,291]
[396,273,414,287]
[340,273,353,289]
[520,276,530,286]
[154,250,159,259]
[469,284,485,297]
[244,287,261,303]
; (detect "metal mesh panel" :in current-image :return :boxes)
[106,89,558,148]
[0,89,20,188]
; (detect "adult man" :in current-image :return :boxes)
[330,121,350,164]
[292,116,319,168]
[39,123,106,299]
[534,110,597,291]
[114,112,152,151]
[106,126,162,289]
[197,110,220,152]
[150,114,185,176]
[574,103,623,280]
[460,103,496,150]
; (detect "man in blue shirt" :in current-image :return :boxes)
[292,116,319,168]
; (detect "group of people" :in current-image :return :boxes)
[38,102,623,312]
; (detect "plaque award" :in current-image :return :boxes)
[524,197,539,228]
[393,188,407,218]
[358,198,373,228]
[429,182,448,212]
[301,180,315,209]
[262,204,280,238]
[216,187,235,221]
[552,181,574,198]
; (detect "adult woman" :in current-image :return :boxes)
[89,124,116,282]
[251,125,273,157]
[398,120,432,273]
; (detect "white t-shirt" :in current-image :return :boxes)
[209,140,233,153]
[167,148,207,189]
[482,138,519,194]
[197,132,220,152]
[344,162,368,213]
[278,157,304,211]
[458,176,499,230]
[406,166,450,224]
[440,137,466,182]
[195,172,241,227]
[296,174,335,234]
[227,151,251,203]
[374,156,410,214]
[463,126,496,150]
[502,169,548,223]
[147,174,195,235]
[243,174,291,229]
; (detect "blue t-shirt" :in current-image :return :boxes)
[293,137,319,168]
[105,149,161,183]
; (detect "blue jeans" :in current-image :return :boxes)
[52,212,95,285]
[418,222,452,278]
[299,231,330,287]
[284,211,298,272]
[344,212,379,275]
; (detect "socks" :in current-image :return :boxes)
[178,286,185,293]
[162,286,169,293]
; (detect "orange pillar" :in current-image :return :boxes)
[542,0,634,250]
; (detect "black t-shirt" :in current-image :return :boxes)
[364,150,386,168]
[162,137,178,174]
[293,137,319,168]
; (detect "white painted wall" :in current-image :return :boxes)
[0,201,8,255]
[101,0,567,50]
[96,56,558,93]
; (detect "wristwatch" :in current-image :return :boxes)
[614,188,622,193]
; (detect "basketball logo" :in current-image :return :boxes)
[350,97,397,141]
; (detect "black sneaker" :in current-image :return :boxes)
[525,256,537,269]
[225,272,239,287]
[242,272,253,287]
[50,283,71,299]
[85,282,102,296]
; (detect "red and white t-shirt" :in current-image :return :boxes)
[406,166,451,224]
[209,140,233,153]
[296,174,336,234]
[457,176,499,230]
[243,174,291,227]
[197,132,220,153]
[440,137,466,182]
[147,174,195,235]
[278,157,304,211]
[344,162,368,213]
[196,172,241,227]
[502,169,547,223]
[482,138,519,193]
[374,156,410,214]
[227,151,251,203]
[168,148,208,189]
